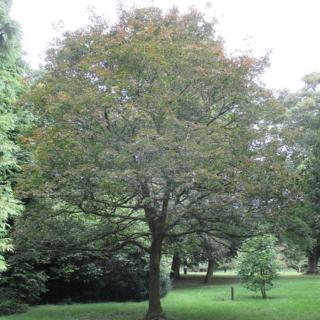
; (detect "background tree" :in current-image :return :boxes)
[280,73,320,274]
[168,237,194,280]
[21,7,278,319]
[281,242,307,273]
[237,235,279,299]
[170,252,181,280]
[198,235,230,284]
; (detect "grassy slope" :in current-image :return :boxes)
[1,274,319,320]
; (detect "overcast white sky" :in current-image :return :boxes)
[10,0,320,91]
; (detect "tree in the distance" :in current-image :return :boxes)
[280,73,320,274]
[22,7,277,319]
[237,235,279,299]
[201,236,230,284]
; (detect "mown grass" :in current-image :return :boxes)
[1,273,320,320]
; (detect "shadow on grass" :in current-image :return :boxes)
[242,295,282,300]
[210,292,283,302]
[172,273,309,291]
[78,313,133,320]
[172,274,240,290]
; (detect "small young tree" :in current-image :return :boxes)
[237,235,279,299]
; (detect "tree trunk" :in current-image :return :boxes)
[204,259,214,283]
[260,285,267,299]
[183,266,188,275]
[146,238,165,320]
[306,252,319,274]
[170,253,181,280]
[306,243,320,274]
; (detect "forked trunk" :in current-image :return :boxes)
[170,253,181,280]
[146,238,165,320]
[204,259,214,283]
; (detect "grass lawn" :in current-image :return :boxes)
[1,273,319,320]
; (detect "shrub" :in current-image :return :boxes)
[0,299,28,316]
[1,247,171,305]
[41,250,171,303]
[0,260,48,304]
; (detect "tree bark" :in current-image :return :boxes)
[170,253,181,280]
[145,237,165,320]
[306,252,319,274]
[204,259,214,283]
